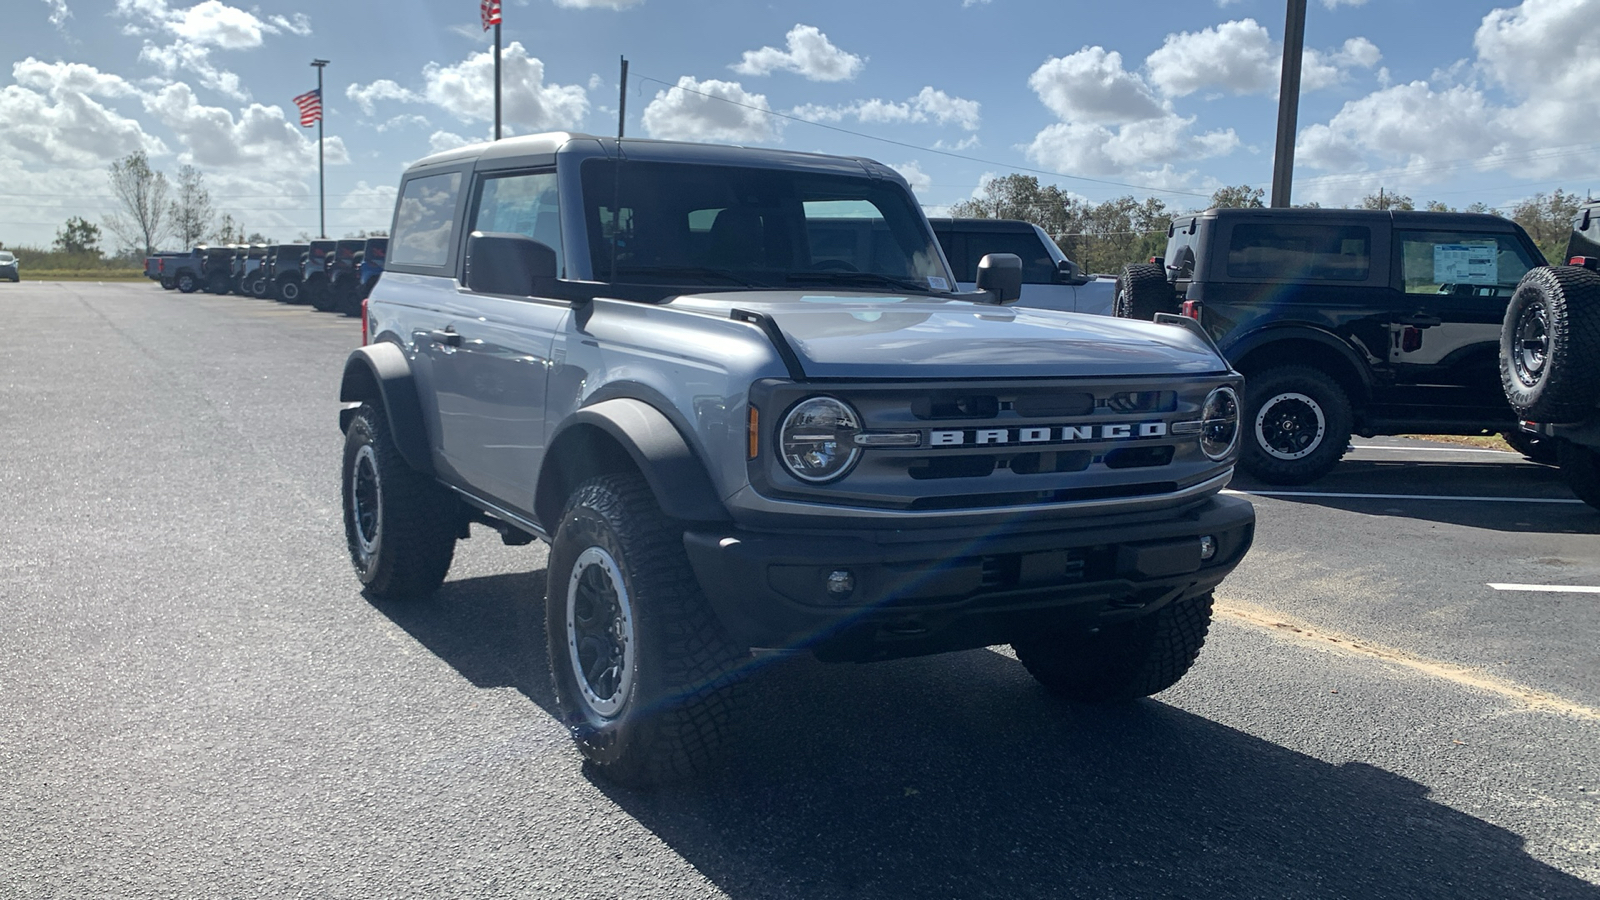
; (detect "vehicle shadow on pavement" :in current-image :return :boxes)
[365,573,1598,899]
[1232,460,1600,534]
[363,569,561,713]
[595,650,1600,900]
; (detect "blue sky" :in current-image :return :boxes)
[2,0,1596,250]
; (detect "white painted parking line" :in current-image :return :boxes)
[1488,583,1600,594]
[1222,489,1586,505]
[1349,445,1514,455]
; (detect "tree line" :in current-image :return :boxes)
[947,174,1589,276]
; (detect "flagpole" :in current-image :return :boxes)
[311,58,329,238]
[494,23,502,140]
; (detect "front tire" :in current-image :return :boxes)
[341,403,457,600]
[546,473,746,787]
[1013,593,1215,703]
[1557,440,1600,511]
[176,272,198,293]
[1240,366,1353,485]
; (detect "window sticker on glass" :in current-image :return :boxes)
[927,276,949,292]
[1433,243,1498,284]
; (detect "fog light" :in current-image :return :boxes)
[826,569,856,599]
[1199,535,1217,561]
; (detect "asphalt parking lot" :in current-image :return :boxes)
[3,282,1597,899]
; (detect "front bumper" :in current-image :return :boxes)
[683,493,1254,662]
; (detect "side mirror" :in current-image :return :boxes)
[466,231,558,296]
[975,252,1023,304]
[1055,258,1091,286]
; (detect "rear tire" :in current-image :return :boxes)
[1013,593,1215,703]
[341,404,457,600]
[277,279,302,303]
[176,272,198,293]
[1114,262,1177,320]
[546,473,747,787]
[1500,265,1600,423]
[160,277,175,290]
[1557,440,1600,511]
[1240,366,1353,485]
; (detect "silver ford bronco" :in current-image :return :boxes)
[338,133,1255,784]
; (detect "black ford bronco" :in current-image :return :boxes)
[1501,199,1600,509]
[1116,207,1547,483]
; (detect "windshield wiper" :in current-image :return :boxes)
[785,271,939,293]
[615,265,769,289]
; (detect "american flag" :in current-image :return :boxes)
[292,88,322,127]
[480,0,501,31]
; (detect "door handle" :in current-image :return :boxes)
[429,328,462,347]
[1396,314,1441,328]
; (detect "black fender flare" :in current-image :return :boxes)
[1221,325,1375,397]
[338,342,433,475]
[537,398,730,527]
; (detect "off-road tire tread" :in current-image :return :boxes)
[1114,262,1177,320]
[1013,593,1215,703]
[548,473,746,787]
[1240,365,1353,485]
[1500,265,1600,423]
[342,404,456,600]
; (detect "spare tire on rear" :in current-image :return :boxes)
[1501,265,1600,423]
[1114,262,1177,320]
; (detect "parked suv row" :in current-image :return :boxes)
[143,238,388,316]
[1115,207,1545,483]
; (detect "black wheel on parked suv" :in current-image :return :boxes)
[277,279,302,303]
[545,472,747,787]
[1114,262,1177,320]
[250,278,269,299]
[309,281,336,312]
[341,403,458,600]
[1012,592,1215,703]
[1557,440,1600,511]
[159,277,175,290]
[1240,365,1353,485]
[175,271,199,293]
[1500,265,1600,424]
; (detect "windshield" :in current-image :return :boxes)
[580,160,953,294]
[0,252,13,262]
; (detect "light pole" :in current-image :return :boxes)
[311,58,329,237]
[1270,0,1307,208]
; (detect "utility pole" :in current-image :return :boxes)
[1270,0,1307,208]
[311,58,329,237]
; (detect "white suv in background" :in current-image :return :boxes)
[930,218,1114,315]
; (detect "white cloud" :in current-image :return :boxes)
[890,161,931,195]
[1146,20,1381,98]
[1296,0,1600,195]
[139,41,245,100]
[41,0,70,27]
[731,24,864,82]
[377,114,431,133]
[792,85,980,131]
[962,0,992,6]
[1028,48,1164,124]
[641,76,779,143]
[551,0,644,6]
[421,42,589,132]
[142,81,347,178]
[428,131,473,155]
[1024,47,1238,179]
[0,62,165,168]
[1146,19,1277,97]
[1322,0,1367,7]
[347,79,420,116]
[116,0,306,49]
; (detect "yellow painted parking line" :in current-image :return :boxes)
[1215,598,1600,721]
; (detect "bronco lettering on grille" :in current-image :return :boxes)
[929,422,1168,447]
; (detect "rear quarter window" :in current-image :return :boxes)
[389,171,464,268]
[1226,224,1371,281]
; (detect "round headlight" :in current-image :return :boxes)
[779,396,862,483]
[1200,386,1240,461]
